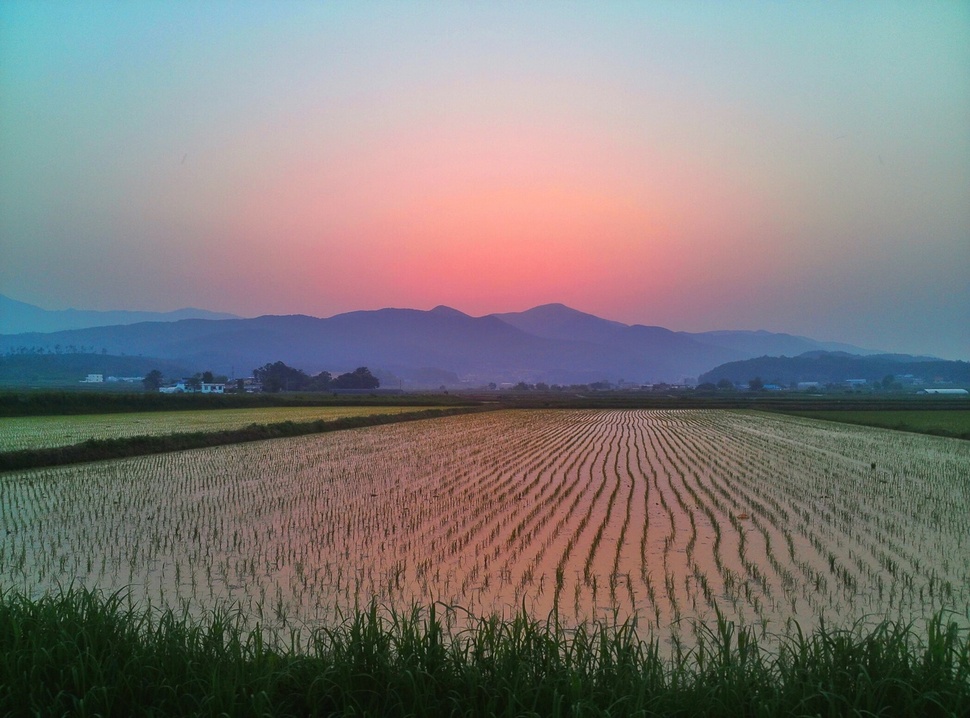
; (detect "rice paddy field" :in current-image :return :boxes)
[0,405,439,452]
[2,408,968,656]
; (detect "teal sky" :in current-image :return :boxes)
[1,1,968,358]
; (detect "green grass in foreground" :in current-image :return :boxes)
[1,589,967,717]
[779,409,970,441]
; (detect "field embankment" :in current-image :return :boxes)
[0,405,464,452]
[0,406,490,471]
[2,588,967,717]
[0,389,468,417]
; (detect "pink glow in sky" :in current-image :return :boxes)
[1,1,968,358]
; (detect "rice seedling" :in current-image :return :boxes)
[1,408,968,651]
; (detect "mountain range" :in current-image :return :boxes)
[699,352,970,387]
[0,295,883,386]
[0,294,239,334]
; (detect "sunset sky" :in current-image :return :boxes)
[1,1,968,359]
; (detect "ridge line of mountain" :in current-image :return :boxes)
[4,296,912,386]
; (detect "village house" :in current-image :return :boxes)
[158,380,226,394]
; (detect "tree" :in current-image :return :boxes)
[332,367,379,390]
[253,361,310,392]
[748,376,764,391]
[142,369,163,391]
[308,371,332,391]
[717,378,735,390]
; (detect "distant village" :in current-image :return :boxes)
[77,371,969,396]
[78,363,386,394]
[81,372,238,393]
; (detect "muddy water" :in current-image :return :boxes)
[2,409,968,648]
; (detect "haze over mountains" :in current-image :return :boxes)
[0,294,239,334]
[0,295,889,386]
[699,351,970,388]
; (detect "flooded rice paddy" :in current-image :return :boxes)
[2,409,968,647]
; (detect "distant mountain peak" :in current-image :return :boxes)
[491,303,628,343]
[429,305,469,318]
[516,303,615,320]
[530,302,572,311]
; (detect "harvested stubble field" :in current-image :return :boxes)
[1,409,968,650]
[0,405,439,452]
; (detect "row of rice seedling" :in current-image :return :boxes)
[675,411,969,633]
[715,413,967,607]
[0,405,438,452]
[1,409,968,649]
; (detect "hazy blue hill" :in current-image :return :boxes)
[0,318,278,381]
[491,303,628,343]
[605,324,738,382]
[272,308,557,376]
[0,294,240,334]
[493,305,877,362]
[0,353,192,385]
[699,352,969,386]
[489,305,778,381]
[0,310,566,382]
[796,351,941,363]
[428,305,471,319]
[0,302,895,386]
[684,329,878,358]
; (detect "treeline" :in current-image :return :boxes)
[0,391,278,417]
[253,362,379,392]
[700,352,970,386]
[0,391,311,417]
[2,344,109,355]
[0,390,465,418]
